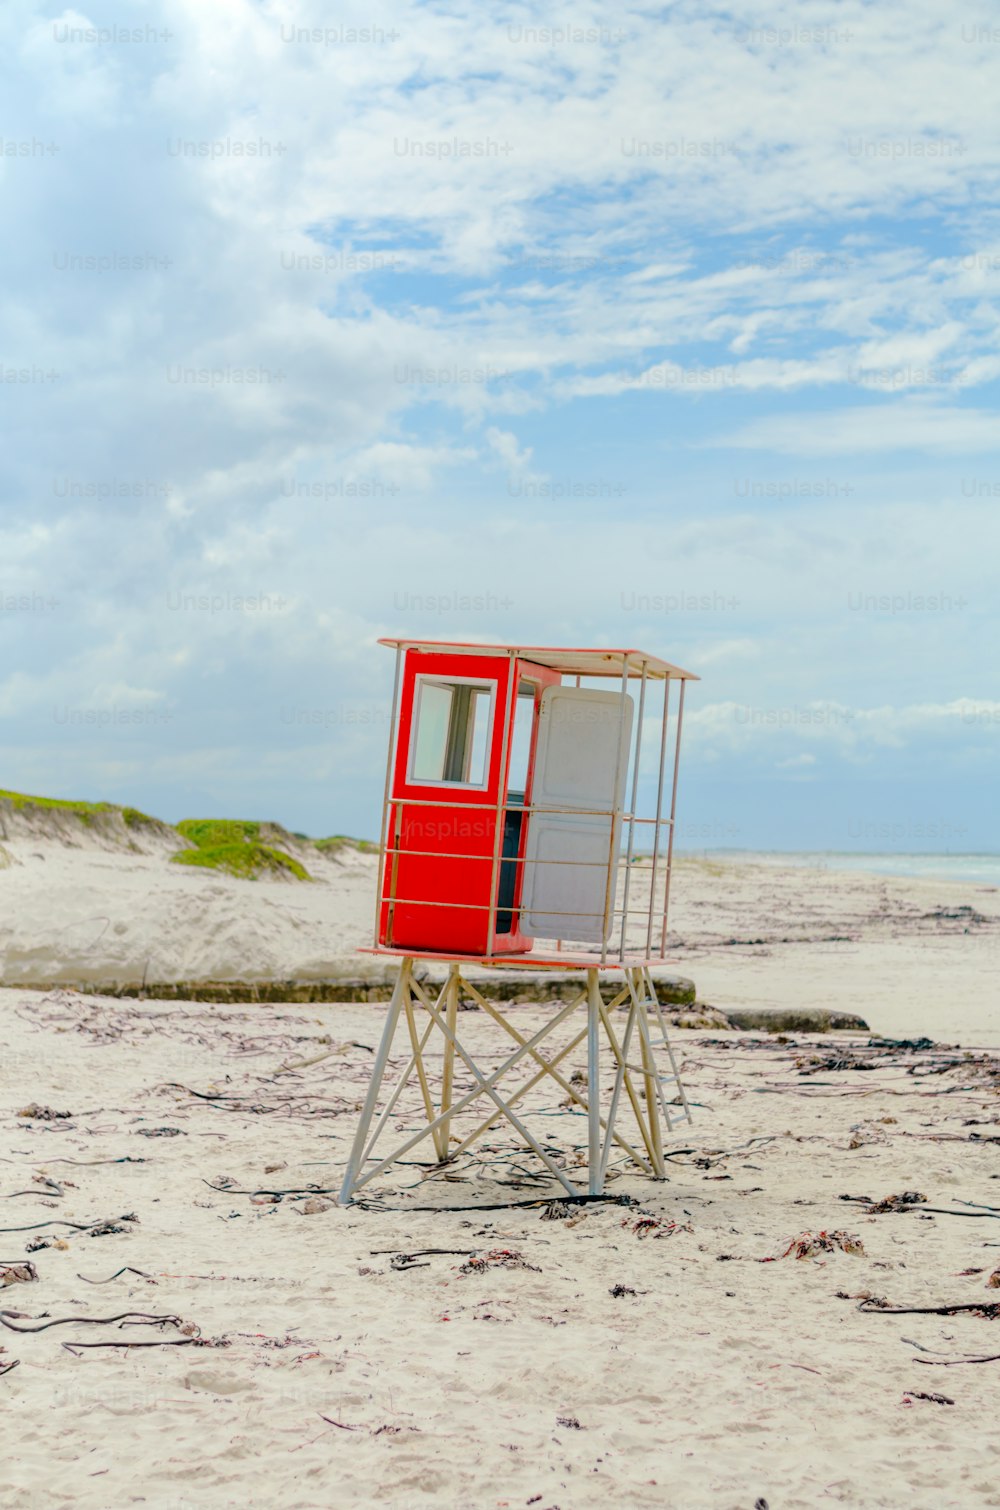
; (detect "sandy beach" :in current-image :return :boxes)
[3,814,998,1049]
[5,0,996,1499]
[2,824,1000,1508]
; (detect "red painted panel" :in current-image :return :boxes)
[378,650,558,955]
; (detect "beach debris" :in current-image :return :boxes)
[0,1348,18,1377]
[843,1193,1000,1222]
[264,1163,286,1174]
[780,1231,865,1260]
[88,1215,139,1238]
[33,1175,67,1195]
[371,1248,478,1272]
[987,1269,1000,1289]
[556,1414,582,1429]
[62,1334,228,1353]
[17,1103,72,1121]
[0,1262,38,1287]
[903,1390,953,1405]
[858,1298,1000,1318]
[538,1200,589,1228]
[609,1284,637,1298]
[135,1126,186,1138]
[2,1213,137,1239]
[866,1191,927,1214]
[619,1215,690,1240]
[919,904,988,928]
[797,1054,877,1075]
[915,1352,1000,1368]
[459,1248,540,1274]
[624,1216,662,1238]
[157,1080,356,1120]
[869,1036,936,1052]
[275,1038,354,1073]
[0,1174,68,1202]
[295,1198,332,1215]
[77,1267,154,1285]
[0,1309,193,1336]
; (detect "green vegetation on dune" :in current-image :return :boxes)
[171,818,312,881]
[314,834,380,855]
[0,788,375,872]
[0,788,158,827]
[175,818,261,849]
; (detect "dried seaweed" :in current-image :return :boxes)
[0,1310,191,1335]
[859,1298,1000,1318]
[0,1214,138,1236]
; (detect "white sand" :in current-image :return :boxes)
[2,827,999,1050]
[0,834,381,988]
[2,849,1000,1507]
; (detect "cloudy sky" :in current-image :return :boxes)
[2,0,998,851]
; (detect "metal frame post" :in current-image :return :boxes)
[645,676,671,957]
[660,678,686,955]
[586,968,602,1193]
[439,963,461,1154]
[600,654,632,966]
[339,957,411,1203]
[617,659,647,961]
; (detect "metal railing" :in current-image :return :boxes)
[373,650,689,964]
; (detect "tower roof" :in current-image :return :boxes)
[377,638,699,680]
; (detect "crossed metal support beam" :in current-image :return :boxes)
[338,958,692,1205]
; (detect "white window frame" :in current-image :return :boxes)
[406,674,499,790]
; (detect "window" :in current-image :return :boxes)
[409,677,496,787]
[505,685,537,799]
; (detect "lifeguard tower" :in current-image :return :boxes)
[339,639,699,1204]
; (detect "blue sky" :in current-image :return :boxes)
[1,0,998,851]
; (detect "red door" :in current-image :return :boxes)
[379,650,556,955]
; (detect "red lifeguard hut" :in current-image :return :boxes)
[339,639,699,1205]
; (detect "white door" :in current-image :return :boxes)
[521,686,634,944]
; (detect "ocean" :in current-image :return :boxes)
[680,851,1000,886]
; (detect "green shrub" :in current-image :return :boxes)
[0,789,157,827]
[314,834,379,855]
[170,817,311,881]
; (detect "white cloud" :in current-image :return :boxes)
[691,639,763,666]
[716,400,1000,455]
[484,426,538,478]
[1,0,998,833]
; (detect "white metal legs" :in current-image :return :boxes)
[586,968,602,1194]
[338,958,692,1204]
[338,958,415,1205]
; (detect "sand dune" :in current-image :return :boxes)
[3,802,999,1047]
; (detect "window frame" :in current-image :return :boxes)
[406,673,499,790]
